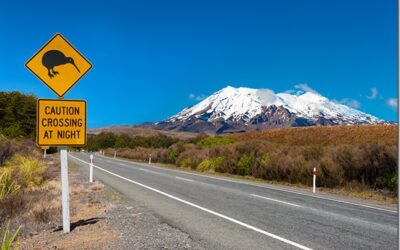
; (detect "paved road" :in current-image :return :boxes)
[70,152,397,250]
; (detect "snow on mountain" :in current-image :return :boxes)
[168,86,382,125]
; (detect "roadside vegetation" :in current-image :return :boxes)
[0,92,36,139]
[0,91,62,249]
[91,125,398,200]
[0,135,61,249]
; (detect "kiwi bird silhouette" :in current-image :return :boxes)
[42,50,80,78]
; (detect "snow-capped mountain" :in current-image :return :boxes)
[144,86,384,134]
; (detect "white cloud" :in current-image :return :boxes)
[386,98,398,109]
[256,89,277,104]
[284,83,319,95]
[189,93,206,101]
[366,87,378,99]
[294,83,318,94]
[336,98,361,109]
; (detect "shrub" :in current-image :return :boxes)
[197,157,224,173]
[0,136,13,166]
[197,136,234,148]
[168,148,180,163]
[254,153,273,179]
[302,145,323,161]
[237,153,254,176]
[178,157,193,168]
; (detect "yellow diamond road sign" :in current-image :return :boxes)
[26,33,92,97]
[37,99,87,146]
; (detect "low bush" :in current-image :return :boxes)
[197,157,224,173]
[196,136,234,148]
[100,126,398,194]
[237,154,254,176]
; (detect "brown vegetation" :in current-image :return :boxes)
[228,125,397,145]
[104,125,398,198]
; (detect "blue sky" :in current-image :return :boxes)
[0,0,397,127]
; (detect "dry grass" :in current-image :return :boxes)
[228,124,397,146]
[90,182,104,191]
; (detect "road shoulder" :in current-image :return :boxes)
[21,160,204,250]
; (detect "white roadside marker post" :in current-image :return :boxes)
[90,154,94,183]
[149,154,152,165]
[312,167,317,193]
[114,151,116,159]
[60,146,70,233]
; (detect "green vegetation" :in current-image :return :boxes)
[0,154,45,201]
[196,136,234,147]
[197,157,223,172]
[237,153,254,176]
[1,221,21,250]
[0,92,36,139]
[168,147,180,163]
[87,132,178,151]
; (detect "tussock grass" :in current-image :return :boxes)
[1,220,21,250]
[0,154,45,201]
[0,169,20,200]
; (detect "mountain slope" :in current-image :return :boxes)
[144,86,384,134]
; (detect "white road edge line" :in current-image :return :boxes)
[175,176,194,182]
[70,155,312,250]
[251,194,302,208]
[94,153,396,213]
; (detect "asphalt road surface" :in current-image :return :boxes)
[70,152,397,250]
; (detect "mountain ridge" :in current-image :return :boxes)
[140,86,385,134]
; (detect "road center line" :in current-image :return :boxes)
[69,155,312,250]
[251,194,302,208]
[175,176,194,182]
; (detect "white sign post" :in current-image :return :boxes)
[312,167,317,193]
[27,33,92,234]
[90,154,94,183]
[60,146,70,233]
[43,149,47,159]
